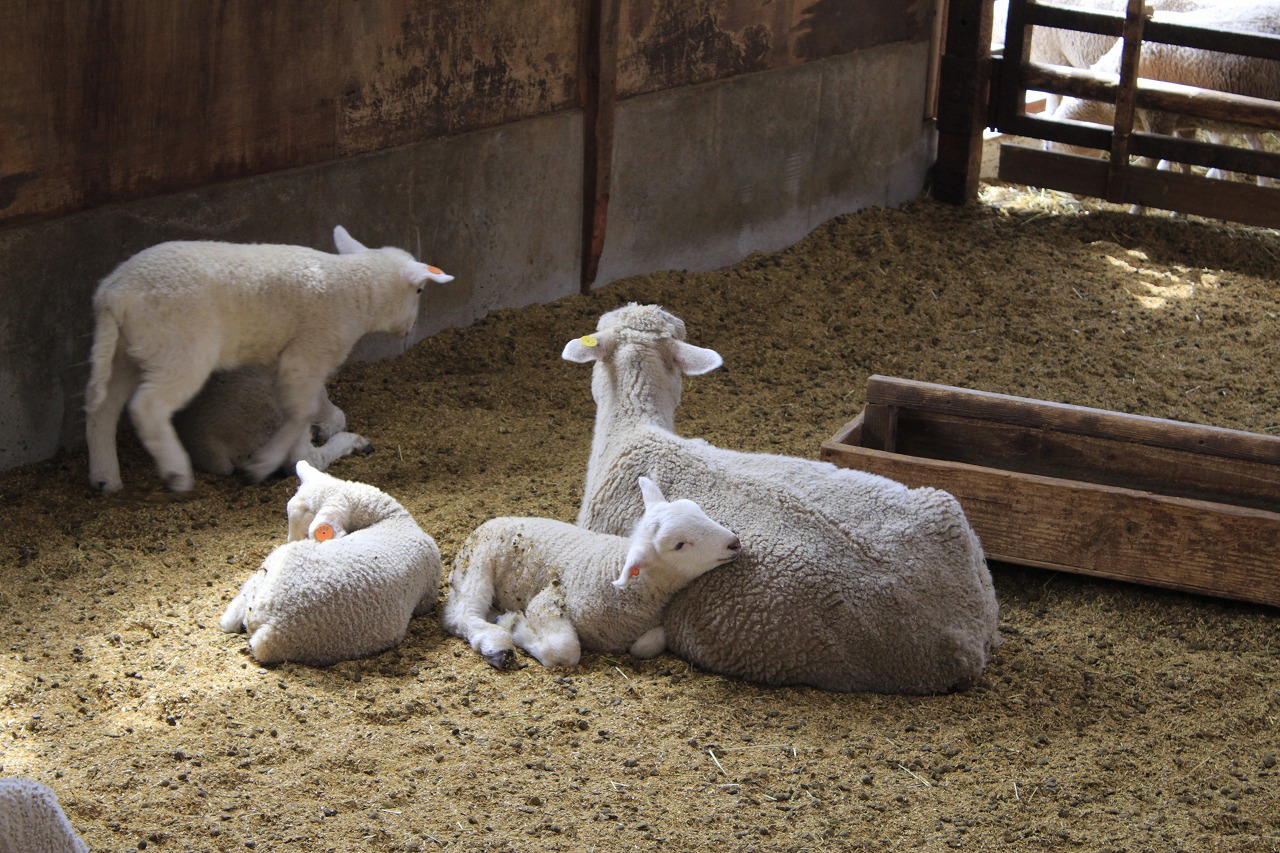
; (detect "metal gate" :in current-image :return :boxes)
[934,0,1280,228]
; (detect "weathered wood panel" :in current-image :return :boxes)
[0,0,582,227]
[820,377,1280,608]
[616,0,936,98]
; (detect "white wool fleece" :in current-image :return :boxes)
[0,778,88,853]
[221,463,441,666]
[563,303,1000,695]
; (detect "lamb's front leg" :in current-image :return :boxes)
[243,361,327,483]
[311,386,346,442]
[629,626,666,659]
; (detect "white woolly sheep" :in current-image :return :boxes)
[220,460,441,666]
[172,365,373,477]
[995,0,1207,115]
[561,304,1000,695]
[0,777,88,853]
[442,476,741,669]
[85,225,453,493]
[1049,2,1280,181]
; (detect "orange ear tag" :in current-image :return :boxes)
[427,265,443,275]
[629,566,640,578]
[580,335,598,348]
[313,523,335,542]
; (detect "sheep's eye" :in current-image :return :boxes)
[416,286,424,294]
[674,542,685,550]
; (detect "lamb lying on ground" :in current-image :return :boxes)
[0,777,88,853]
[562,304,1000,694]
[442,476,741,669]
[220,461,441,666]
[85,225,452,493]
[172,366,373,477]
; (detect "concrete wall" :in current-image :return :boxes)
[0,0,938,471]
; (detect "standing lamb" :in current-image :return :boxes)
[561,304,1000,694]
[220,461,441,666]
[84,225,453,493]
[0,777,88,853]
[172,365,373,478]
[442,476,741,669]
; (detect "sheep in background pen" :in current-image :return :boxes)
[172,365,373,478]
[561,304,1000,695]
[442,476,741,669]
[0,777,88,853]
[1048,1,1280,184]
[220,461,441,666]
[85,225,453,493]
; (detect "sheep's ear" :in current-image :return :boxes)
[614,546,651,590]
[333,225,368,255]
[406,261,455,286]
[671,340,722,375]
[638,476,667,509]
[562,331,610,363]
[296,460,319,482]
[310,506,348,541]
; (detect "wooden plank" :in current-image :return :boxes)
[932,0,995,204]
[864,374,1280,464]
[891,409,1280,511]
[1104,0,1148,204]
[580,0,620,292]
[818,439,1280,608]
[860,403,900,453]
[997,143,1280,229]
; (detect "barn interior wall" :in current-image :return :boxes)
[0,0,937,471]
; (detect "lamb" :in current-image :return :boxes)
[1048,2,1280,180]
[172,365,373,477]
[442,476,741,670]
[561,304,1000,694]
[0,777,88,853]
[220,460,441,666]
[84,225,453,493]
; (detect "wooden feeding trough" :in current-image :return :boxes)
[820,376,1280,607]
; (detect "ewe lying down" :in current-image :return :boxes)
[443,476,741,669]
[85,225,452,493]
[221,461,441,666]
[563,304,1000,694]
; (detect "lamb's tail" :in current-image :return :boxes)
[84,306,122,413]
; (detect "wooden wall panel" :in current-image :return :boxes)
[616,0,936,98]
[0,0,582,227]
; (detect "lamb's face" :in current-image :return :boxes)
[379,249,454,340]
[648,498,742,582]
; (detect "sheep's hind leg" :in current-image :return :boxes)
[306,431,375,472]
[127,370,207,492]
[85,351,140,493]
[501,589,581,668]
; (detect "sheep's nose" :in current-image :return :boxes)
[728,537,742,552]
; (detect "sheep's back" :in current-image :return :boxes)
[246,514,441,665]
[587,430,999,693]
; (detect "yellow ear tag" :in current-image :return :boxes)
[313,523,335,542]
[580,335,598,348]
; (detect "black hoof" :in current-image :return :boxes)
[484,649,517,670]
[358,443,376,456]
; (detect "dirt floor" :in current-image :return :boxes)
[2,187,1278,852]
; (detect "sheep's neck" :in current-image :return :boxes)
[584,359,679,493]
